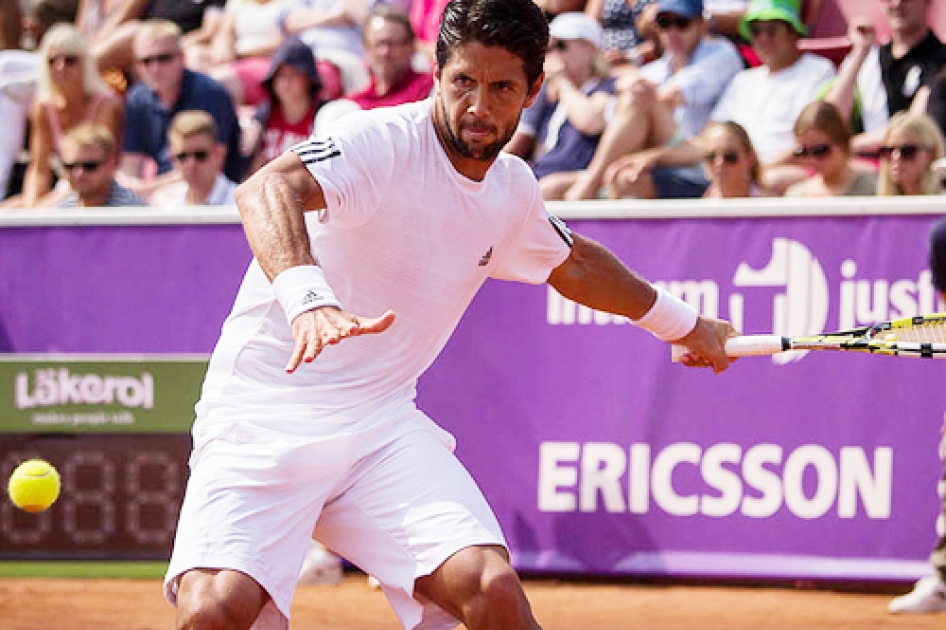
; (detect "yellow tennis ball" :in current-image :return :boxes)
[7,459,60,513]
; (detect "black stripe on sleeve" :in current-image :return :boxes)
[549,214,573,247]
[291,139,341,163]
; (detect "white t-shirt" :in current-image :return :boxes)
[848,46,889,133]
[150,175,238,209]
[195,100,572,437]
[711,53,837,163]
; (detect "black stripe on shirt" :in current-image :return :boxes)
[549,214,573,247]
[292,139,341,163]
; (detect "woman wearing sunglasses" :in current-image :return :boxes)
[700,121,768,198]
[876,111,945,197]
[8,23,123,208]
[785,100,876,198]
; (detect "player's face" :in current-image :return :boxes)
[433,42,541,179]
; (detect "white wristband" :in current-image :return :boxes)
[634,286,699,342]
[271,265,342,324]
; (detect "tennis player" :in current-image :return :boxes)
[164,1,737,628]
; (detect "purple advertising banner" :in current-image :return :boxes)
[1,205,944,580]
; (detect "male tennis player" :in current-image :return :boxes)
[164,1,737,628]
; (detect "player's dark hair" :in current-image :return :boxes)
[436,0,549,86]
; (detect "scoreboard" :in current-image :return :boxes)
[0,356,206,560]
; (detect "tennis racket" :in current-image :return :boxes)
[672,314,946,361]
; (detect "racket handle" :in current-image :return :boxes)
[671,335,790,362]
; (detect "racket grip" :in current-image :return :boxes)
[671,335,790,362]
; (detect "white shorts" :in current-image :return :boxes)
[164,409,506,630]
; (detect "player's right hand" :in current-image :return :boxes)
[674,316,738,374]
[286,307,396,373]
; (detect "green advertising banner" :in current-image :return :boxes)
[0,355,208,433]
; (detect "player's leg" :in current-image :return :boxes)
[314,417,537,630]
[165,421,350,630]
[174,569,270,629]
[415,544,540,630]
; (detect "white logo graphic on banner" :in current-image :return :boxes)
[732,238,828,364]
[546,236,938,364]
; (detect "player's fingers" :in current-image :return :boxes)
[354,310,396,335]
[286,337,307,373]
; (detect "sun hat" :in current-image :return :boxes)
[739,0,807,40]
[549,12,604,49]
[656,0,704,19]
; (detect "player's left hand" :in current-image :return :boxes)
[286,307,396,373]
[673,316,738,373]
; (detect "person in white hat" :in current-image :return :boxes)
[505,12,619,200]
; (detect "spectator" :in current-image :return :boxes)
[79,0,228,81]
[586,0,659,69]
[826,0,946,155]
[347,5,433,110]
[699,120,768,198]
[535,0,588,20]
[621,0,835,197]
[925,65,946,140]
[245,37,324,173]
[876,110,945,196]
[56,123,144,207]
[185,0,291,106]
[564,0,743,200]
[0,49,39,200]
[409,0,449,61]
[522,12,616,200]
[282,0,367,61]
[15,24,123,208]
[150,110,237,207]
[785,101,876,197]
[122,20,245,195]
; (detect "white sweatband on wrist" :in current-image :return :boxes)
[271,265,342,324]
[634,286,699,342]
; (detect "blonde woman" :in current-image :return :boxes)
[700,121,768,198]
[19,24,123,208]
[877,111,945,197]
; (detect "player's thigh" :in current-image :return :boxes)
[315,427,504,582]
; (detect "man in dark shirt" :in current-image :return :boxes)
[828,0,946,153]
[122,19,245,195]
[879,23,946,116]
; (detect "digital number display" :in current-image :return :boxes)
[1,434,191,559]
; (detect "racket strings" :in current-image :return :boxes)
[879,319,946,344]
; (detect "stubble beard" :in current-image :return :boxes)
[436,93,515,162]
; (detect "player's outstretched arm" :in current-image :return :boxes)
[547,233,735,372]
[235,152,395,373]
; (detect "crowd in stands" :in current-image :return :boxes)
[0,0,944,209]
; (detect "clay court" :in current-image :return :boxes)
[2,573,946,629]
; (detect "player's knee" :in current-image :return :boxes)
[175,576,263,630]
[175,598,231,630]
[468,563,534,627]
